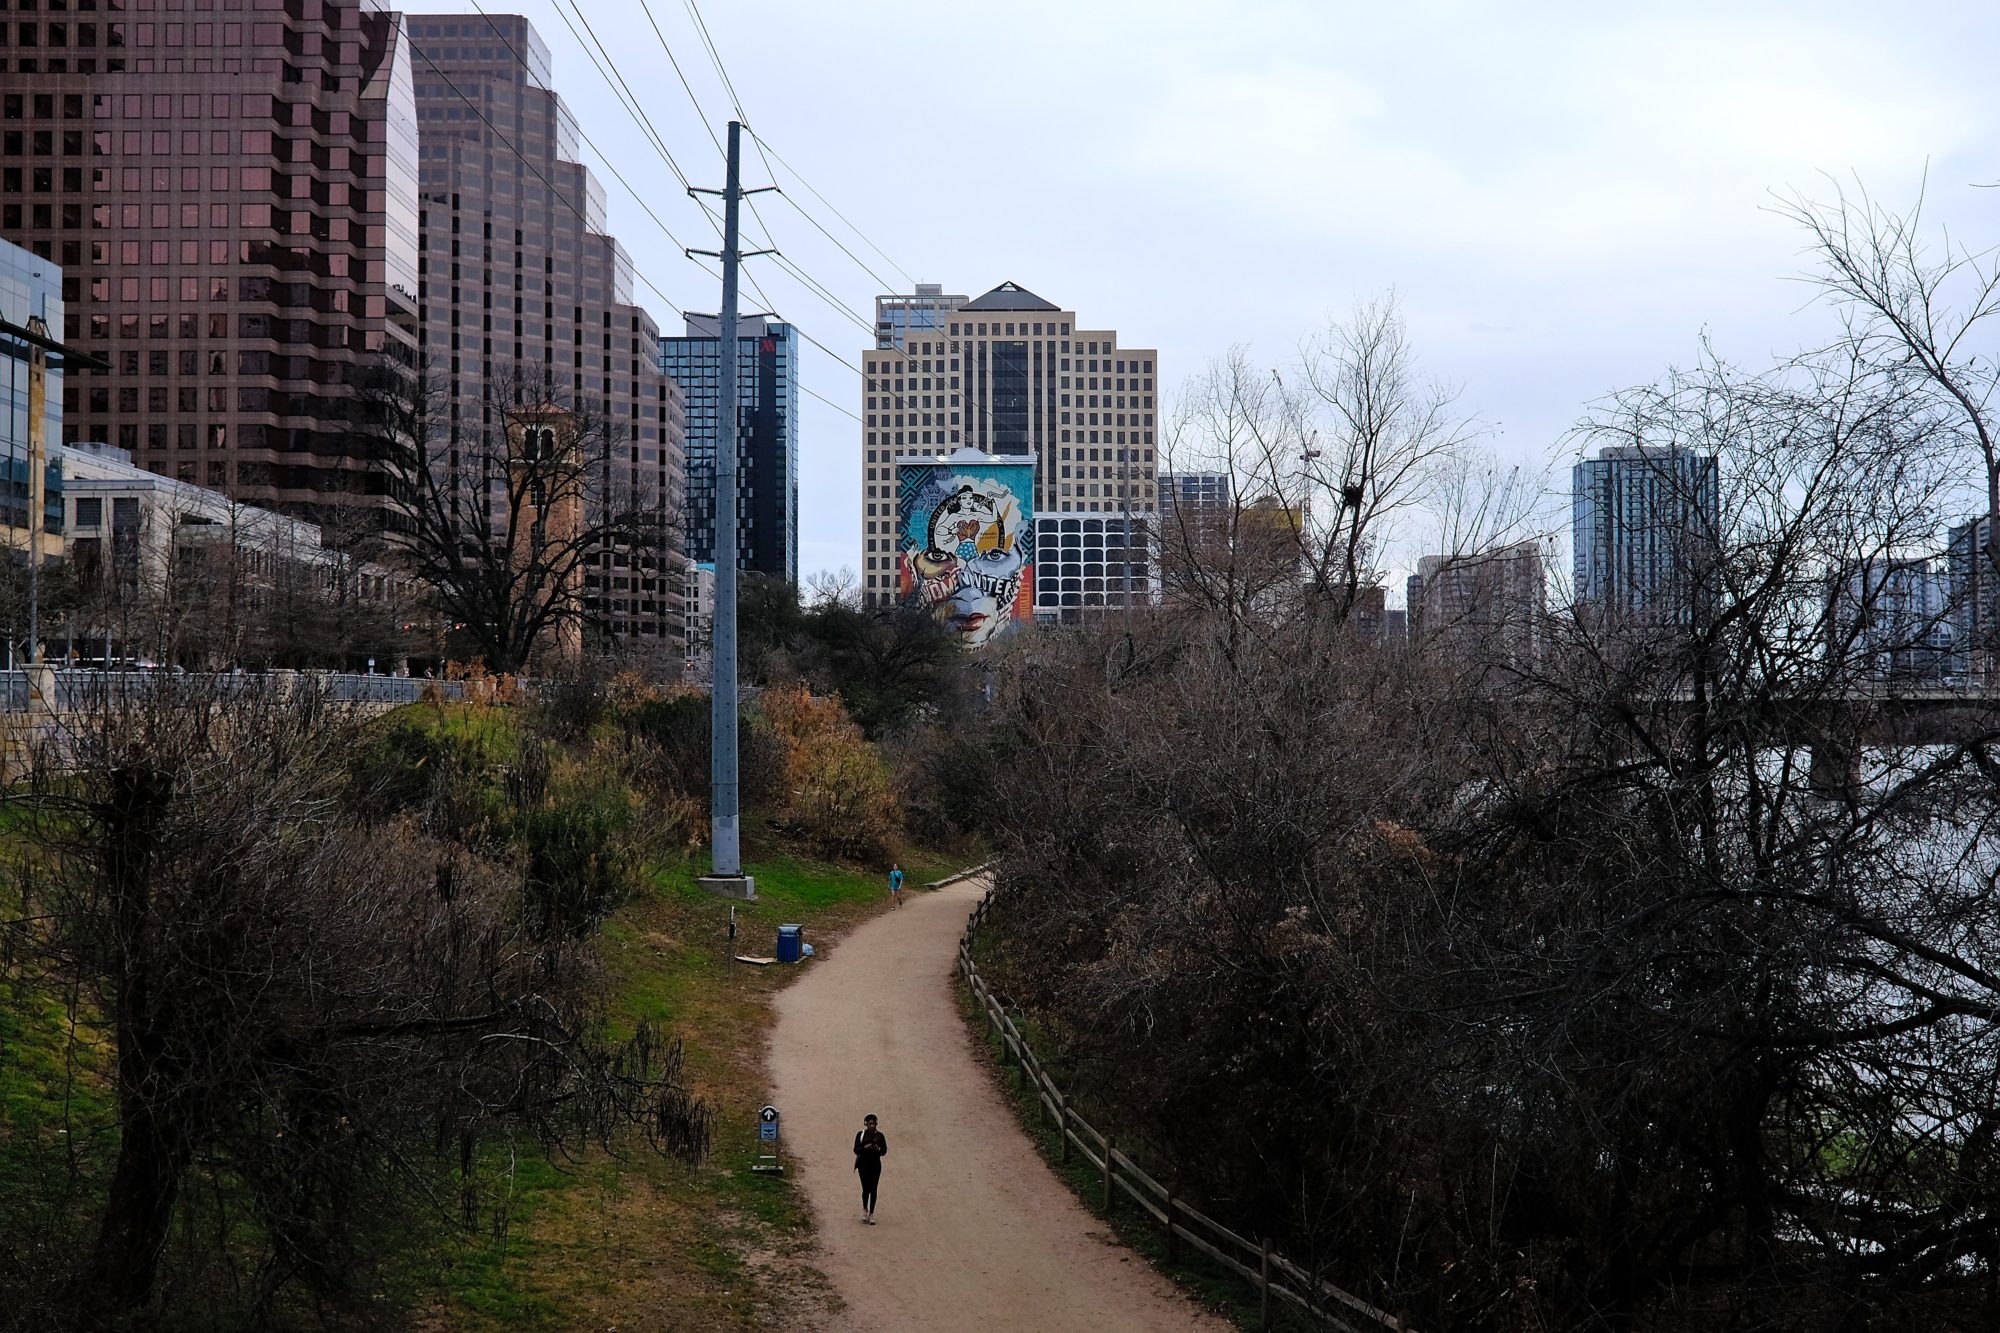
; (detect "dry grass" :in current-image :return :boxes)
[422,838,969,1331]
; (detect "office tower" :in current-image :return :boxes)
[683,561,715,676]
[407,13,686,651]
[1409,541,1546,665]
[1572,444,1719,625]
[1159,470,1232,519]
[1831,555,1953,681]
[876,283,966,351]
[0,3,421,528]
[1948,517,1999,679]
[858,281,1159,619]
[660,314,799,583]
[57,439,420,669]
[2,239,65,564]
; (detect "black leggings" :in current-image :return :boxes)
[858,1166,880,1213]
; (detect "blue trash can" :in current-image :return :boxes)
[776,924,803,964]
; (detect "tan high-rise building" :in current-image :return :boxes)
[0,1,421,530]
[859,281,1160,619]
[1408,540,1546,666]
[407,13,685,656]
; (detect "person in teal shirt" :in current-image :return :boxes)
[887,863,905,909]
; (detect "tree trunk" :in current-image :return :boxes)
[79,1101,188,1314]
[73,763,182,1317]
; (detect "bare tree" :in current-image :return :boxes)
[1157,297,1485,667]
[1776,175,2000,671]
[1294,294,1483,614]
[362,357,676,675]
[2,680,709,1326]
[970,327,2000,1327]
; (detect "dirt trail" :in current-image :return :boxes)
[769,874,1225,1332]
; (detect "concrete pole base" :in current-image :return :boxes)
[698,875,757,902]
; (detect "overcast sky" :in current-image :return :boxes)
[409,0,1999,591]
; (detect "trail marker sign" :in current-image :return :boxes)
[751,1104,784,1175]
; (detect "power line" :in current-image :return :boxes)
[623,0,988,444]
[748,128,917,289]
[438,3,979,451]
[681,0,752,133]
[634,0,729,162]
[546,0,695,192]
[408,17,968,465]
[421,16,698,314]
[800,382,862,424]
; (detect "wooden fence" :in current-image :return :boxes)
[958,883,1413,1333]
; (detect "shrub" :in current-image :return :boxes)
[620,690,785,815]
[348,713,507,843]
[757,684,900,861]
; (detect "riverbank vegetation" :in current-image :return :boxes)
[0,650,971,1330]
[962,217,2000,1328]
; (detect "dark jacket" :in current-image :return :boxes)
[853,1128,887,1173]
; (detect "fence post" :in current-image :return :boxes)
[1259,1237,1272,1330]
[1057,1096,1071,1164]
[1103,1134,1116,1215]
[1165,1191,1179,1266]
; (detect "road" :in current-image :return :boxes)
[769,874,1225,1332]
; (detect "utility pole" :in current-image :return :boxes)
[688,121,774,898]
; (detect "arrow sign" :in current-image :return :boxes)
[759,1104,780,1141]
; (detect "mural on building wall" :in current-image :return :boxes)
[897,450,1034,648]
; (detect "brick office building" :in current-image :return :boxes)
[0,0,423,531]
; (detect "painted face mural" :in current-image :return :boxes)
[897,463,1033,648]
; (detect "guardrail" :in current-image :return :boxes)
[0,669,476,712]
[958,882,1412,1333]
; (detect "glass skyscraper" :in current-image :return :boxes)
[1,237,65,550]
[661,315,799,583]
[1572,444,1720,626]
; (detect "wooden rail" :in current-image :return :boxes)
[925,860,995,890]
[958,884,1413,1332]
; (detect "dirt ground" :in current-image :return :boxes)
[769,875,1226,1332]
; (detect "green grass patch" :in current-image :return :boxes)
[430,834,978,1330]
[427,1149,572,1330]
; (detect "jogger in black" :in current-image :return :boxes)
[853,1114,887,1223]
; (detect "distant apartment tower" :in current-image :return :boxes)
[1408,541,1546,664]
[1159,470,1232,518]
[661,315,799,583]
[859,281,1160,618]
[1157,470,1230,605]
[0,2,422,528]
[1947,517,1999,678]
[875,283,966,351]
[683,561,715,676]
[408,13,686,652]
[1572,444,1719,625]
[1830,556,1953,681]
